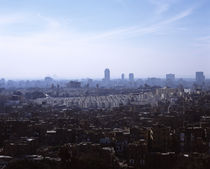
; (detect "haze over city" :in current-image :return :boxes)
[0,0,209,79]
[1,1,210,169]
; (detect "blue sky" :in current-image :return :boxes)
[0,0,209,79]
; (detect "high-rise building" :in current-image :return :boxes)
[196,72,205,84]
[104,68,110,82]
[129,73,134,81]
[121,73,125,80]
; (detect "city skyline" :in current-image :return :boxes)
[0,1,210,168]
[1,69,208,81]
[0,0,209,79]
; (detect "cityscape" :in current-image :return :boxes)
[0,0,210,169]
[0,69,210,169]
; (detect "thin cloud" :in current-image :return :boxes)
[149,0,170,14]
[195,36,210,47]
[115,0,129,6]
[0,1,208,79]
[197,36,210,41]
[0,14,25,25]
[88,7,194,40]
[148,0,181,14]
[159,8,194,25]
[0,6,194,45]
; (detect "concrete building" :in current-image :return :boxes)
[196,72,205,85]
[121,73,125,81]
[129,73,134,82]
[104,69,110,82]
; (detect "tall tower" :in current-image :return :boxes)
[104,68,110,82]
[121,73,125,80]
[129,73,134,82]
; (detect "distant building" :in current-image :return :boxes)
[87,78,93,87]
[146,78,162,86]
[166,74,175,87]
[0,78,5,87]
[121,73,125,81]
[129,73,134,82]
[196,72,205,85]
[67,81,81,88]
[44,76,53,82]
[44,77,54,88]
[104,68,110,82]
[166,74,175,82]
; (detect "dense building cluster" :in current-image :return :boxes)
[0,70,210,169]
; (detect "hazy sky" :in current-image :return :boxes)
[0,0,210,79]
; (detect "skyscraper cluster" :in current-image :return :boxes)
[104,69,135,82]
[103,69,207,87]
